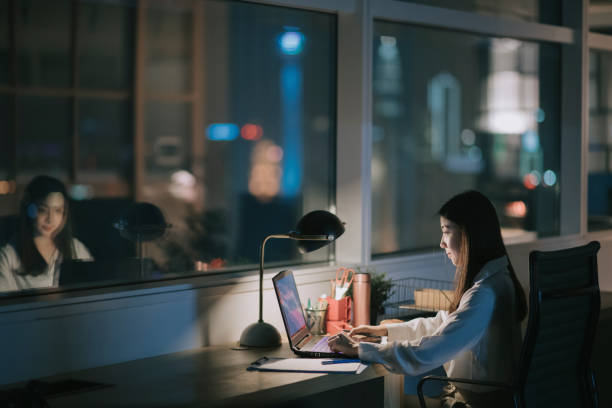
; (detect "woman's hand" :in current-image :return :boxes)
[349,324,388,338]
[327,332,359,357]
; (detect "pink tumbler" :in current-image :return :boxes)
[352,272,371,327]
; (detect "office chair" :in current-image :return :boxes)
[417,241,601,408]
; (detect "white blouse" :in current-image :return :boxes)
[358,256,522,391]
[0,239,92,292]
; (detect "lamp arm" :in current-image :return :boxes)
[258,234,291,322]
[257,233,334,322]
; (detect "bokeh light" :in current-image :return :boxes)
[505,201,527,218]
[206,123,239,141]
[241,124,263,141]
[279,30,304,55]
[543,169,557,187]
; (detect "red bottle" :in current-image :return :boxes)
[352,272,371,327]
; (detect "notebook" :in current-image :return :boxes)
[272,270,343,358]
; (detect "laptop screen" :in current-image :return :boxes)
[274,271,307,338]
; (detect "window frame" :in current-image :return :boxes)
[0,0,599,304]
[587,30,612,238]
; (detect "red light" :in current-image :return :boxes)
[241,124,263,141]
[523,173,537,190]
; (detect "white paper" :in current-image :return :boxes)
[255,358,368,374]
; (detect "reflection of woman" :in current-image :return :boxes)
[0,176,92,292]
[329,191,527,407]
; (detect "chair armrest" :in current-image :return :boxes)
[416,375,514,408]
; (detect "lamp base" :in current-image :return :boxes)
[239,321,282,348]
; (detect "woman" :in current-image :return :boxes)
[329,190,527,407]
[0,175,91,292]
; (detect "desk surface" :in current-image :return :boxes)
[21,345,385,408]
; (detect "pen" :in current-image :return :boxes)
[321,359,361,365]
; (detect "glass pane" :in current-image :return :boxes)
[0,0,10,84]
[17,95,71,182]
[0,0,336,295]
[77,99,132,197]
[146,0,193,93]
[590,0,612,34]
[588,50,612,230]
[372,22,560,256]
[18,0,72,87]
[141,0,336,275]
[0,95,12,180]
[78,0,134,90]
[398,0,560,25]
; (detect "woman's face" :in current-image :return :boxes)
[34,192,66,238]
[440,216,461,266]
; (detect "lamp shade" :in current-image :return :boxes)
[292,210,345,253]
[114,202,171,242]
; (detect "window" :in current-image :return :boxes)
[0,0,336,294]
[371,21,561,256]
[588,49,612,231]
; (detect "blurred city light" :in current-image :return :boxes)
[169,170,197,202]
[69,184,93,200]
[279,30,304,55]
[241,123,263,141]
[206,123,239,141]
[522,130,540,153]
[505,200,527,218]
[543,169,557,186]
[249,140,283,202]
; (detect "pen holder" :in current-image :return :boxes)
[325,296,352,322]
[305,308,326,335]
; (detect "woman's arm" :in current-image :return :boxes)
[72,238,93,261]
[357,285,495,376]
[384,310,449,342]
[0,244,19,292]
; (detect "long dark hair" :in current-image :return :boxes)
[16,175,74,275]
[438,190,527,322]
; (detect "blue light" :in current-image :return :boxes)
[279,31,304,55]
[206,123,239,141]
[543,169,557,186]
[522,130,539,153]
[280,60,303,197]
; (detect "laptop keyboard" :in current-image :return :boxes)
[303,336,331,353]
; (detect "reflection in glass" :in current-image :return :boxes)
[588,50,612,230]
[0,0,336,294]
[372,22,560,256]
[0,1,9,85]
[78,1,134,90]
[17,95,71,182]
[397,0,560,25]
[146,1,193,93]
[0,96,11,180]
[78,99,132,197]
[18,0,72,87]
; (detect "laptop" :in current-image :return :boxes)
[59,258,142,286]
[272,270,343,358]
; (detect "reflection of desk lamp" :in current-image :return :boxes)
[114,202,172,278]
[239,210,345,348]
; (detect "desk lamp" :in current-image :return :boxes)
[239,210,345,348]
[114,202,171,278]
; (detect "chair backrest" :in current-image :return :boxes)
[518,241,600,408]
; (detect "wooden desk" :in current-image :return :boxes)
[8,345,388,408]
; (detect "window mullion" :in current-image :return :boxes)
[336,0,373,265]
[560,0,589,236]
